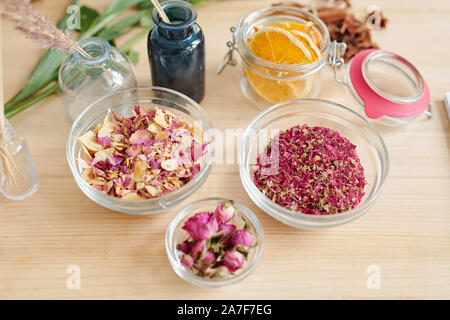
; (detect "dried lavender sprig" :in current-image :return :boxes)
[0,0,90,58]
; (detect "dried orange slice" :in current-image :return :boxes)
[245,22,321,103]
[245,66,314,103]
[248,26,315,64]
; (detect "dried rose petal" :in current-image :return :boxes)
[161,159,178,171]
[129,130,152,145]
[253,124,366,215]
[182,212,219,241]
[78,106,207,200]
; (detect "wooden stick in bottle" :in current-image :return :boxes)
[150,0,171,24]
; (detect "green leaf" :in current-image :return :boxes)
[138,1,154,10]
[79,6,100,33]
[139,13,153,28]
[187,0,213,4]
[80,0,143,40]
[125,49,139,65]
[5,50,66,111]
[97,10,150,41]
[102,0,144,18]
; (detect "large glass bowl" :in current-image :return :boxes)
[67,86,214,214]
[239,99,389,229]
[166,198,264,288]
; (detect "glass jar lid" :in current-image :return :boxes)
[348,49,430,120]
[362,50,424,104]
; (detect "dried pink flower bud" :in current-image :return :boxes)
[190,240,205,259]
[201,251,216,265]
[182,212,219,241]
[230,229,253,248]
[223,250,244,273]
[219,223,236,238]
[215,201,235,224]
[177,241,190,254]
[181,255,194,269]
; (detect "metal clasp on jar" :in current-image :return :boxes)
[327,40,348,85]
[217,16,243,75]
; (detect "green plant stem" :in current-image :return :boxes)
[4,70,59,112]
[5,83,58,118]
[79,13,118,40]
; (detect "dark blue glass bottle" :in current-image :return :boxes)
[147,0,205,103]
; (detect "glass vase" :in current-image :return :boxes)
[58,37,137,124]
[0,119,39,200]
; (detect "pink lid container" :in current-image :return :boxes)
[347,49,431,124]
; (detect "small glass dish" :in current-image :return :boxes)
[66,86,214,215]
[239,99,389,229]
[166,198,264,288]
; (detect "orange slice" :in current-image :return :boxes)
[245,22,322,103]
[245,66,314,103]
[248,26,315,64]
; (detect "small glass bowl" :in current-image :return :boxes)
[166,198,264,288]
[239,99,389,229]
[66,86,214,215]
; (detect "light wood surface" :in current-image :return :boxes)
[0,0,449,299]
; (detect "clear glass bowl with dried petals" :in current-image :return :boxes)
[239,99,389,229]
[67,87,214,214]
[166,198,264,288]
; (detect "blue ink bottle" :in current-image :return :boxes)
[148,0,205,103]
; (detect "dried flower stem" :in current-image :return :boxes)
[0,0,91,58]
[0,14,18,189]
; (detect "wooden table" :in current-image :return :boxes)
[1,0,449,299]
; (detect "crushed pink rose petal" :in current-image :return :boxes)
[253,124,366,215]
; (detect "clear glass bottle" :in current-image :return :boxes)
[147,0,205,103]
[0,119,39,200]
[59,37,137,124]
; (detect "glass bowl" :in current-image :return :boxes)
[66,86,214,214]
[239,99,389,229]
[166,198,264,288]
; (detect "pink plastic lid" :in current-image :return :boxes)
[349,49,430,119]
